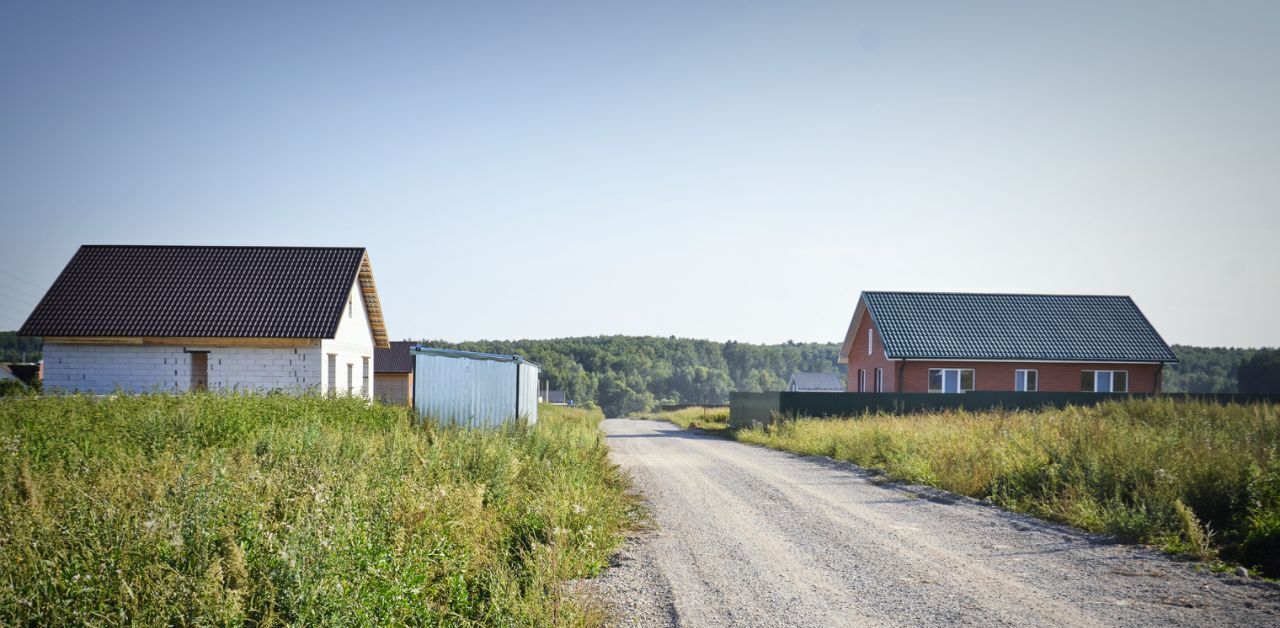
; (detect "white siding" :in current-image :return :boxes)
[42,342,322,394]
[319,279,376,399]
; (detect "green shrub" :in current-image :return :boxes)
[0,394,634,626]
[737,399,1280,575]
[631,407,729,432]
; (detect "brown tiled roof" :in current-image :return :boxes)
[374,341,415,373]
[19,245,387,345]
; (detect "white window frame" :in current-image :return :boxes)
[857,369,867,392]
[361,356,370,397]
[874,367,883,393]
[327,353,337,394]
[928,368,976,393]
[1015,369,1038,392]
[1082,370,1128,393]
[867,328,873,356]
[347,363,354,395]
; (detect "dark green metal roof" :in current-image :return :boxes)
[862,292,1178,363]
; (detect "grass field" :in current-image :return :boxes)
[0,394,636,626]
[735,398,1280,576]
[631,406,729,432]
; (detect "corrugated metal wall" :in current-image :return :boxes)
[518,361,539,425]
[413,352,540,427]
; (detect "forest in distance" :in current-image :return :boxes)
[0,332,1267,416]
[422,337,1262,416]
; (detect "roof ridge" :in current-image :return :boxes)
[79,244,367,251]
[863,290,1135,299]
[856,291,1178,363]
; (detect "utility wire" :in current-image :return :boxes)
[0,279,41,300]
[0,268,44,291]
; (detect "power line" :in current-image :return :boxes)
[0,313,26,330]
[0,278,41,300]
[0,292,37,309]
[0,268,44,292]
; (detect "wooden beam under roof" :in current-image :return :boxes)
[357,252,391,349]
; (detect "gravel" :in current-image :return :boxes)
[574,418,1280,627]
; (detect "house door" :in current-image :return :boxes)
[943,369,960,394]
[190,351,209,391]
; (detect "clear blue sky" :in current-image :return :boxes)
[1,1,1277,346]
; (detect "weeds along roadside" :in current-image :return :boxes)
[0,393,638,626]
[631,406,730,432]
[732,398,1280,577]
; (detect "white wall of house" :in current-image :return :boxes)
[319,279,376,399]
[42,342,323,394]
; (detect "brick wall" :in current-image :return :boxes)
[375,372,412,405]
[43,342,322,394]
[900,361,1162,393]
[844,311,897,392]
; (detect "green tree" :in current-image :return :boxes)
[1238,349,1280,394]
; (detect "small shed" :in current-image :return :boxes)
[788,372,843,392]
[540,389,567,405]
[411,346,540,427]
[374,341,415,406]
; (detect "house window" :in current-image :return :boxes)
[347,363,354,395]
[1082,370,1128,393]
[874,368,883,392]
[362,356,370,396]
[1015,369,1038,392]
[857,369,866,392]
[867,329,873,356]
[928,368,975,393]
[327,354,337,395]
[348,295,353,318]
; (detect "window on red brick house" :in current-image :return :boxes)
[1015,369,1038,392]
[1082,370,1127,393]
[929,368,975,393]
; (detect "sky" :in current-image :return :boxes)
[1,1,1277,346]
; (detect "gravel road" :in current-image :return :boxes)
[579,418,1280,627]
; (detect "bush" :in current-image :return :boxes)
[0,394,634,626]
[632,407,730,432]
[736,399,1280,575]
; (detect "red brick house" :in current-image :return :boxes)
[839,292,1178,394]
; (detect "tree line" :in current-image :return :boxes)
[417,336,842,416]
[4,331,1277,414]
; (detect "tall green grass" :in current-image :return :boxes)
[736,399,1280,576]
[631,407,730,432]
[0,394,635,626]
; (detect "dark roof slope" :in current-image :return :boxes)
[20,245,367,339]
[375,341,415,373]
[862,292,1178,363]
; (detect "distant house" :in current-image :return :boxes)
[1,363,40,387]
[374,341,415,405]
[839,291,1178,393]
[788,372,842,392]
[19,245,389,396]
[0,364,24,388]
[540,389,567,404]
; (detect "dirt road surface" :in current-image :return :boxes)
[582,419,1280,627]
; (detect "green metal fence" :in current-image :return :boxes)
[728,391,1280,429]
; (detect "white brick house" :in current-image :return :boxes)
[20,245,390,396]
